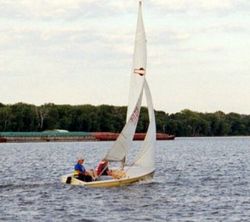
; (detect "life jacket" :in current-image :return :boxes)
[74,170,80,177]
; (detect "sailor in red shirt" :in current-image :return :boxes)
[96,159,111,176]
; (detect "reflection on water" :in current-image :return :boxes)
[1,137,250,221]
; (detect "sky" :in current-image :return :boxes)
[0,0,250,114]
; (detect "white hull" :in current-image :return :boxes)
[61,169,154,188]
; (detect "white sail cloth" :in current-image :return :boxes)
[126,0,147,122]
[104,1,156,174]
[104,91,143,162]
[133,80,156,170]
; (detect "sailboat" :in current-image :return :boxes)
[61,1,156,188]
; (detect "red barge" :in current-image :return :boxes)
[93,132,175,141]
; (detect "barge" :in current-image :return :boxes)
[0,131,175,143]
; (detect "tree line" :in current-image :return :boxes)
[0,102,250,136]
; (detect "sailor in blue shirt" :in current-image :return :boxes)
[74,161,86,174]
[74,157,96,182]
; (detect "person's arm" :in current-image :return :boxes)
[81,165,87,175]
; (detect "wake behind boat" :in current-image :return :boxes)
[61,1,156,187]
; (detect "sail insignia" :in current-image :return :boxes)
[134,67,146,76]
[129,106,140,124]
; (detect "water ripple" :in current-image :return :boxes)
[1,138,250,221]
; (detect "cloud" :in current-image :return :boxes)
[1,0,249,21]
[199,23,249,34]
[0,25,134,78]
[0,0,137,20]
[0,0,88,19]
[150,29,191,45]
[1,0,250,113]
[148,0,250,14]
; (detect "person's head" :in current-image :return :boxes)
[77,154,84,164]
[78,158,84,164]
[101,159,108,165]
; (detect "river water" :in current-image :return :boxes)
[1,137,250,221]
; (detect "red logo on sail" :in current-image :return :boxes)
[130,107,140,124]
[134,67,145,76]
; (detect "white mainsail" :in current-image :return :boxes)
[126,0,147,122]
[104,1,155,174]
